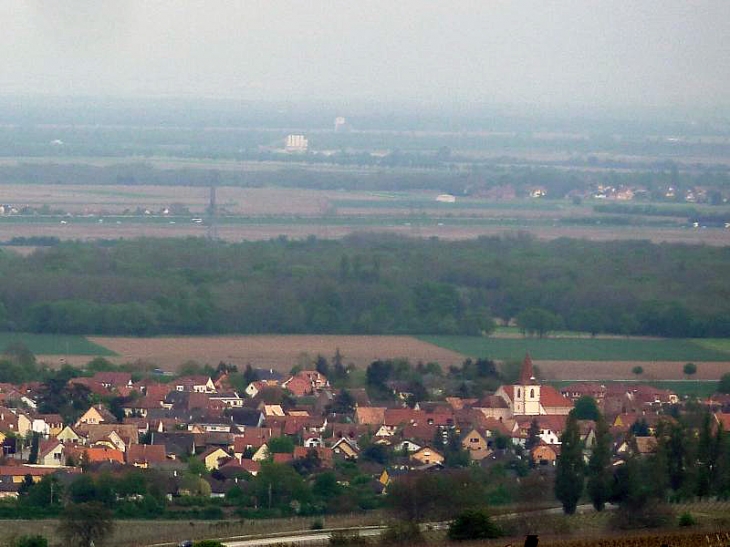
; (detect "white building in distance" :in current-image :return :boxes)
[286,134,308,152]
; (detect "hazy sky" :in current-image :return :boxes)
[1,1,728,108]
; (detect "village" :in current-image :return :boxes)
[1,353,728,511]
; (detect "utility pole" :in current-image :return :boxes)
[207,171,220,239]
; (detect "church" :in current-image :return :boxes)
[494,354,573,418]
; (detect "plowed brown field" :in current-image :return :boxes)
[84,335,467,372]
[536,360,729,380]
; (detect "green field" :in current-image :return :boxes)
[550,380,719,399]
[0,333,115,356]
[420,335,730,362]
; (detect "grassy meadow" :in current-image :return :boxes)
[420,335,730,362]
[0,333,114,356]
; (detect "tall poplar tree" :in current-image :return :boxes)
[555,411,584,514]
[587,413,612,511]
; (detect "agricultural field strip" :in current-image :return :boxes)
[420,335,730,362]
[0,333,115,356]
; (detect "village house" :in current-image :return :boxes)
[126,443,167,468]
[174,376,216,393]
[76,404,116,427]
[410,446,444,466]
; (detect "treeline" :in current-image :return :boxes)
[3,459,382,520]
[1,234,730,337]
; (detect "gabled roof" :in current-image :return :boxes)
[93,372,132,387]
[38,438,63,459]
[539,386,573,408]
[127,443,167,465]
[234,427,280,452]
[85,447,125,464]
[355,406,386,426]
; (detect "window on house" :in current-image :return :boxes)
[517,389,521,398]
[530,389,535,398]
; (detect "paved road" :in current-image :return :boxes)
[212,504,612,547]
[223,527,386,547]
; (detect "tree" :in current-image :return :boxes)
[555,412,584,514]
[632,365,644,378]
[718,373,730,394]
[329,389,355,415]
[572,396,600,421]
[59,502,115,547]
[448,509,502,540]
[268,436,295,454]
[586,414,612,511]
[315,354,329,377]
[683,362,697,379]
[516,308,564,338]
[695,412,714,499]
[242,363,259,385]
[28,432,40,464]
[525,418,541,465]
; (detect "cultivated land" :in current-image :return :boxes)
[422,335,730,381]
[0,181,729,245]
[0,333,114,356]
[84,335,467,372]
[25,332,730,385]
[420,335,730,362]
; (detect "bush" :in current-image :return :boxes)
[678,512,697,527]
[380,521,423,545]
[310,519,324,530]
[193,541,225,547]
[13,536,48,547]
[609,503,674,530]
[448,509,502,541]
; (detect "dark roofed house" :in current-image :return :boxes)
[151,432,196,459]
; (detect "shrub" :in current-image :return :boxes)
[678,512,697,527]
[193,541,225,547]
[310,519,324,530]
[609,503,674,530]
[13,536,48,547]
[380,521,423,545]
[448,509,502,541]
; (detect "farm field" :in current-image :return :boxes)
[0,333,114,356]
[422,335,730,381]
[0,182,728,245]
[421,335,730,362]
[535,360,729,381]
[86,335,467,372]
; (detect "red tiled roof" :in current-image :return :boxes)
[0,465,79,477]
[234,427,281,452]
[355,407,386,425]
[384,408,421,427]
[273,453,294,464]
[127,443,167,465]
[539,386,573,408]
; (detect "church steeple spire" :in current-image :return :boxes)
[519,353,536,384]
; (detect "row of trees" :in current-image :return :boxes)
[556,407,730,519]
[2,234,730,337]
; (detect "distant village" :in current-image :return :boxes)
[0,354,729,503]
